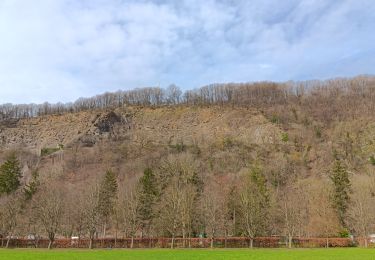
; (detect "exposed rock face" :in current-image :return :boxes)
[0,110,129,152]
[0,118,19,129]
[0,106,287,186]
[94,111,122,134]
[0,106,279,157]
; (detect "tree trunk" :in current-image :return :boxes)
[114,227,118,248]
[171,235,175,249]
[326,237,329,248]
[5,236,11,249]
[288,235,292,249]
[48,233,54,250]
[364,236,368,248]
[224,231,227,248]
[89,237,93,249]
[48,239,53,250]
[131,236,134,249]
[233,210,236,234]
[182,228,186,248]
[249,238,254,249]
[103,221,107,239]
[210,237,214,249]
[35,237,39,248]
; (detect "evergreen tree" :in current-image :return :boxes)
[238,166,270,248]
[0,153,22,195]
[250,166,269,202]
[137,168,158,234]
[98,170,118,237]
[330,158,351,226]
[23,170,40,200]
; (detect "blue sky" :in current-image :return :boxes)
[0,0,374,104]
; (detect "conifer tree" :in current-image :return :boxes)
[137,168,158,235]
[330,158,351,226]
[0,153,22,195]
[23,170,40,201]
[98,170,118,237]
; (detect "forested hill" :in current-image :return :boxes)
[1,75,375,246]
[1,75,375,121]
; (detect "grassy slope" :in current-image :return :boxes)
[0,248,374,260]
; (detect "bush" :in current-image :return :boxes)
[222,137,234,148]
[369,155,375,166]
[41,147,60,157]
[169,141,186,153]
[293,237,352,248]
[338,229,350,238]
[270,115,279,124]
[281,133,289,142]
[315,126,322,138]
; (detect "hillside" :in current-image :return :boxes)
[2,102,374,185]
[1,79,375,245]
[0,106,284,182]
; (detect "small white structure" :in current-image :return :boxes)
[27,234,36,240]
[369,234,375,243]
[71,236,79,245]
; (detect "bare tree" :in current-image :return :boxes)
[179,184,196,248]
[307,179,341,248]
[157,177,182,249]
[201,179,226,248]
[0,195,21,248]
[280,182,307,248]
[166,84,182,105]
[118,182,140,248]
[82,183,101,249]
[62,187,87,241]
[347,177,375,248]
[33,186,65,249]
[156,154,201,248]
[238,167,270,248]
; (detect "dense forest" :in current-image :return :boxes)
[1,75,375,249]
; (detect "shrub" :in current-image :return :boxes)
[270,115,279,124]
[281,132,289,142]
[369,155,375,166]
[41,147,60,157]
[315,126,322,138]
[338,229,350,238]
[169,141,186,153]
[222,137,234,148]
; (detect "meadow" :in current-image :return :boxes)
[0,248,375,260]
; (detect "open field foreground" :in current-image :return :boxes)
[1,248,375,260]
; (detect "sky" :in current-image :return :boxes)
[0,0,374,104]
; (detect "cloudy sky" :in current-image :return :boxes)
[0,0,374,104]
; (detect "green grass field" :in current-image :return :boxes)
[1,248,375,260]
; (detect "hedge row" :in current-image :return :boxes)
[0,237,361,249]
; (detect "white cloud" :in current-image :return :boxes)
[0,0,374,103]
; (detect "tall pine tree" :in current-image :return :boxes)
[330,158,351,226]
[137,168,158,235]
[0,153,22,195]
[98,170,118,237]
